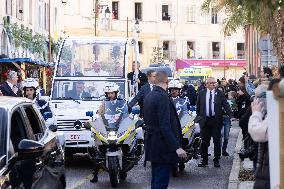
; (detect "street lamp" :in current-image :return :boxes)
[104,7,111,30]
[133,19,140,95]
[105,7,111,19]
[134,19,140,34]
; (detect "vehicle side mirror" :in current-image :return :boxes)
[18,139,44,159]
[48,124,57,132]
[43,112,52,120]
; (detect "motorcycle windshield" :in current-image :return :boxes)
[173,98,188,114]
[103,99,128,131]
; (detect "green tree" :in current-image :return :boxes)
[202,0,284,63]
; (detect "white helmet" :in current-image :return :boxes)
[168,80,182,89]
[22,78,39,89]
[103,82,120,93]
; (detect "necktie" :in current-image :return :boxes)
[209,91,212,117]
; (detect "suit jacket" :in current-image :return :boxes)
[143,86,182,164]
[0,82,22,97]
[127,70,148,90]
[196,88,233,128]
[128,83,151,108]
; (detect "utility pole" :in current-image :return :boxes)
[48,0,52,62]
[223,35,226,78]
[94,0,98,36]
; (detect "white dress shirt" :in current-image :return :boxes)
[7,81,13,90]
[206,88,215,116]
[150,83,154,91]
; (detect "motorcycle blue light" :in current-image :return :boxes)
[86,111,94,117]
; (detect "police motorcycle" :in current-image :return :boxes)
[168,80,201,176]
[85,82,144,188]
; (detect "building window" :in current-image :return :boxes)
[212,42,220,59]
[6,0,12,15]
[16,0,24,20]
[135,3,142,21]
[54,8,58,26]
[237,43,245,59]
[112,1,119,20]
[138,41,143,54]
[187,41,195,58]
[187,5,196,22]
[44,3,49,31]
[162,5,171,21]
[163,41,170,59]
[211,8,218,24]
[29,0,32,24]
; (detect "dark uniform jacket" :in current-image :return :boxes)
[143,86,182,164]
[0,82,22,97]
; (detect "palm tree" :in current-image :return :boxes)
[202,0,284,63]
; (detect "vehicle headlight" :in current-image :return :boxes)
[107,131,118,144]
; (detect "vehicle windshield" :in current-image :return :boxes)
[103,99,128,131]
[56,39,126,77]
[0,108,7,156]
[172,98,188,115]
[51,80,126,100]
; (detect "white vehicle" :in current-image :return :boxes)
[50,37,135,155]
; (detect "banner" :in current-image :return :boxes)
[179,67,212,77]
[176,59,247,70]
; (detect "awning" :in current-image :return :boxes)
[176,59,247,70]
[0,58,52,67]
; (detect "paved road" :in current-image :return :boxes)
[66,122,240,189]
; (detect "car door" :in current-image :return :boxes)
[0,107,10,189]
[8,106,35,189]
[21,104,65,189]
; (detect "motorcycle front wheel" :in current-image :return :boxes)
[108,156,120,188]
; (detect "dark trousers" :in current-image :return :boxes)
[200,117,222,162]
[151,162,172,189]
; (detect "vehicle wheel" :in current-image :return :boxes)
[108,157,120,188]
[119,172,127,180]
[172,164,179,177]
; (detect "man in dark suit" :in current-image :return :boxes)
[196,77,233,168]
[0,71,22,97]
[67,81,91,99]
[127,61,148,90]
[128,70,156,117]
[143,71,187,189]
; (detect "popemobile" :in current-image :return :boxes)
[50,36,138,156]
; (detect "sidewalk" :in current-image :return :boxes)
[228,131,255,189]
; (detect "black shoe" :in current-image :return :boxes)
[214,160,220,168]
[222,151,230,156]
[198,160,208,167]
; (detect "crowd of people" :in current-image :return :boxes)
[1,63,281,189]
[127,64,282,189]
[0,70,51,117]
